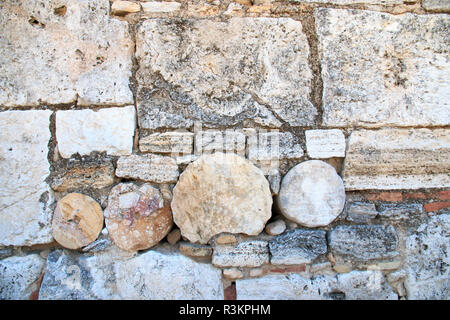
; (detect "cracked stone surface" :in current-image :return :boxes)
[0,0,133,107]
[135,17,315,129]
[316,8,450,127]
[0,110,54,246]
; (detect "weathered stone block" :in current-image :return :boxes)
[115,154,179,183]
[269,229,327,265]
[39,247,224,299]
[56,107,136,158]
[346,202,378,223]
[248,131,304,161]
[0,254,45,300]
[141,1,182,13]
[422,0,450,11]
[404,214,450,300]
[305,129,346,159]
[0,110,53,246]
[111,1,141,15]
[212,240,269,268]
[0,0,133,107]
[136,18,315,129]
[139,131,194,154]
[377,203,423,221]
[328,225,399,261]
[342,129,450,190]
[195,130,245,154]
[316,8,450,127]
[179,242,213,258]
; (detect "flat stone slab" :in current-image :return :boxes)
[248,131,304,161]
[136,17,315,129]
[0,110,53,246]
[39,247,224,300]
[342,129,450,190]
[328,225,399,261]
[139,131,194,154]
[212,240,269,268]
[305,129,346,159]
[116,154,179,183]
[56,107,136,158]
[269,229,327,265]
[236,271,397,300]
[0,0,133,107]
[316,8,450,127]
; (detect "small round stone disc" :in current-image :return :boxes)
[52,193,104,249]
[278,160,345,227]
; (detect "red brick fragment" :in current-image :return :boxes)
[224,283,236,300]
[365,192,403,202]
[270,264,306,274]
[424,201,450,212]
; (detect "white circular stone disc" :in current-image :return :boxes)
[278,160,345,227]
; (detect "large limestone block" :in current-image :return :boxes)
[0,0,133,107]
[136,17,315,129]
[52,193,104,250]
[305,129,346,159]
[0,254,46,300]
[0,110,53,246]
[39,247,224,300]
[171,153,272,244]
[104,183,173,252]
[278,160,345,227]
[315,8,450,127]
[404,214,450,300]
[56,106,136,158]
[422,0,450,11]
[342,129,450,190]
[236,271,397,300]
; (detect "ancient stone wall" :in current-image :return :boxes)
[0,0,449,300]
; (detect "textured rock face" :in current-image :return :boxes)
[0,254,46,300]
[236,271,397,300]
[404,214,450,300]
[56,107,136,158]
[346,202,378,223]
[278,160,345,227]
[0,0,133,107]
[305,129,346,159]
[171,153,272,244]
[0,110,53,246]
[212,240,269,268]
[195,130,246,154]
[316,8,450,127]
[136,17,315,129]
[139,132,194,154]
[104,183,173,251]
[116,154,179,183]
[52,193,104,250]
[328,225,399,261]
[343,129,450,190]
[269,229,327,265]
[422,0,450,11]
[248,131,304,161]
[39,248,224,300]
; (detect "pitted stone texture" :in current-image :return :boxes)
[265,220,286,236]
[343,129,450,190]
[269,229,327,265]
[305,129,346,159]
[171,153,272,244]
[0,110,53,246]
[328,225,399,261]
[404,214,450,300]
[423,0,450,11]
[52,193,104,250]
[236,271,397,300]
[56,107,136,158]
[179,242,213,258]
[212,240,269,268]
[104,183,173,252]
[136,18,315,129]
[50,159,115,192]
[139,132,193,154]
[0,0,133,107]
[377,203,423,221]
[195,130,246,154]
[116,154,179,183]
[278,160,345,227]
[248,131,304,161]
[316,8,450,127]
[0,254,45,300]
[346,202,378,223]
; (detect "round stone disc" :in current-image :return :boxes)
[104,183,173,252]
[278,160,345,227]
[52,193,104,250]
[171,152,272,244]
